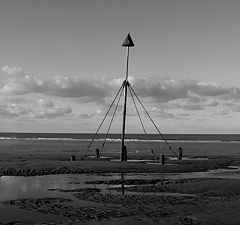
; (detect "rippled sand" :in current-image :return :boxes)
[1,152,240,224]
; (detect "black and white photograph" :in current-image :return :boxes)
[1,0,240,224]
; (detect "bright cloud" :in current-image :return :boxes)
[0,96,72,119]
[1,66,24,76]
[0,66,108,100]
[130,77,240,102]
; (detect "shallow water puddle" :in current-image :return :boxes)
[1,167,240,222]
[1,168,240,202]
[0,174,116,222]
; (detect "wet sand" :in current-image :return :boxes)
[1,152,240,224]
[0,152,239,176]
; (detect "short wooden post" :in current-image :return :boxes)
[70,155,76,161]
[161,155,165,165]
[123,146,127,161]
[95,148,100,158]
[178,147,183,160]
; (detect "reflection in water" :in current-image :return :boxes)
[121,172,125,195]
[1,168,240,201]
[0,173,134,202]
[0,175,74,201]
[0,174,121,222]
[1,168,240,222]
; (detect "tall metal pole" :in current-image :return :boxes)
[121,33,134,161]
[121,46,129,161]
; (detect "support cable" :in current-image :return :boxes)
[100,83,124,155]
[129,85,178,157]
[129,86,159,163]
[81,84,124,160]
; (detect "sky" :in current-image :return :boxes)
[1,0,240,133]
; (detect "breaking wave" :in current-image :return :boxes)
[0,135,240,143]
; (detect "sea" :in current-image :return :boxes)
[1,132,240,223]
[1,133,240,158]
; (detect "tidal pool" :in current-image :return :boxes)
[1,167,240,222]
[0,174,119,223]
[1,168,240,202]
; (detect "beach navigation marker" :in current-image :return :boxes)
[122,33,135,47]
[80,33,178,161]
[120,33,135,161]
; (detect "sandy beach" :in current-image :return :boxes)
[2,0,240,224]
[1,149,240,225]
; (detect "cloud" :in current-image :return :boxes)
[2,67,238,106]
[149,107,175,118]
[1,66,24,76]
[41,76,108,100]
[214,109,230,116]
[1,66,240,121]
[182,103,205,111]
[120,77,240,117]
[194,82,231,97]
[127,76,240,102]
[28,98,72,118]
[130,78,192,102]
[32,105,72,118]
[0,103,30,118]
[207,100,220,107]
[148,106,192,120]
[0,96,72,119]
[0,66,108,101]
